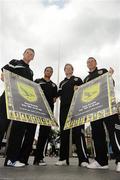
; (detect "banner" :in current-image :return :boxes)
[4,70,58,127]
[64,73,117,130]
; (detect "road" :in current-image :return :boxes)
[0,156,119,180]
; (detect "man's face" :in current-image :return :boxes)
[64,65,73,76]
[87,58,97,71]
[23,49,35,63]
[44,68,53,78]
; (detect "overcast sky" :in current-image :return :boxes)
[0,0,120,101]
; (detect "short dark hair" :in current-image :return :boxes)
[24,48,35,54]
[44,66,53,72]
[87,57,96,62]
[64,63,74,71]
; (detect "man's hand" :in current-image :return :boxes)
[0,72,4,81]
[74,85,79,91]
[109,67,114,75]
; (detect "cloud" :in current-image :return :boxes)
[41,0,69,8]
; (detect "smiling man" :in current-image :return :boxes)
[84,57,120,172]
[0,48,36,167]
[33,66,57,166]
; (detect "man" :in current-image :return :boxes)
[0,48,36,167]
[55,64,89,166]
[84,57,120,172]
[33,66,57,166]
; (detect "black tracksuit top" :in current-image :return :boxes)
[35,78,57,111]
[1,59,33,81]
[84,67,108,83]
[58,75,83,107]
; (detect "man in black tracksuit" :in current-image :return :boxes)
[55,64,89,166]
[0,48,36,167]
[84,57,120,172]
[33,66,57,166]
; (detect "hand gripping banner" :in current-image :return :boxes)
[64,73,117,130]
[4,69,58,127]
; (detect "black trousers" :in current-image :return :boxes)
[34,125,51,162]
[0,92,10,149]
[5,121,36,163]
[91,114,120,166]
[59,105,88,164]
[19,123,36,164]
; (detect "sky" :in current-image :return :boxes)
[0,0,120,102]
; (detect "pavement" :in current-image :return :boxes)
[0,156,119,180]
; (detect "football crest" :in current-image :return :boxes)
[82,83,100,103]
[17,81,37,102]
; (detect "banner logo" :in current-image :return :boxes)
[81,83,100,103]
[17,81,37,102]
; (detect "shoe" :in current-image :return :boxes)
[4,160,25,167]
[19,160,29,166]
[39,160,47,166]
[55,160,69,166]
[80,162,89,167]
[116,162,120,172]
[87,160,108,169]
